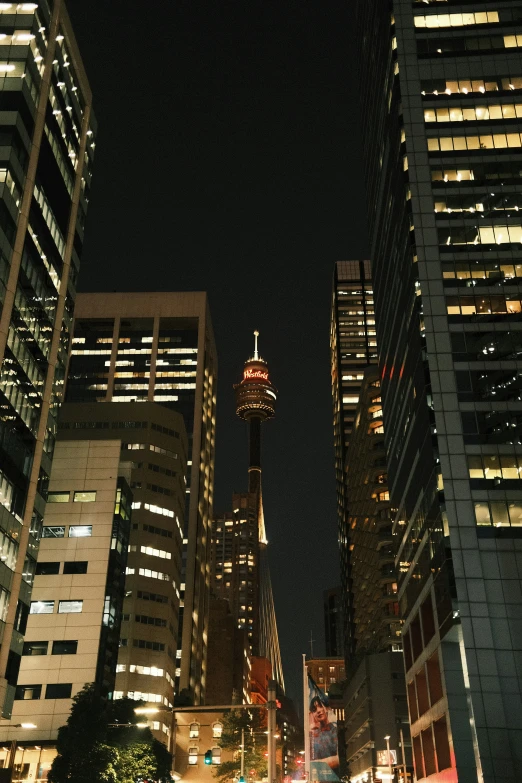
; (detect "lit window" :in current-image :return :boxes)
[30,600,54,614]
[212,722,223,739]
[189,722,200,738]
[212,747,221,765]
[14,684,41,700]
[58,600,83,614]
[68,526,92,538]
[73,491,97,503]
[414,11,499,28]
[188,747,198,765]
[47,492,70,503]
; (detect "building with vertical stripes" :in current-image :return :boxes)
[64,292,217,706]
[355,1,522,781]
[0,0,95,718]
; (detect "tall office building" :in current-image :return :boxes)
[210,333,284,689]
[355,2,522,781]
[211,493,261,655]
[0,0,94,717]
[57,401,187,741]
[64,293,217,704]
[333,366,412,783]
[330,261,377,670]
[1,438,131,754]
[344,369,401,664]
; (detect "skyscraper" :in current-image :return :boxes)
[211,332,284,689]
[343,369,401,664]
[65,292,217,704]
[330,261,377,669]
[0,0,95,718]
[355,2,522,780]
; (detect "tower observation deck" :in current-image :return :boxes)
[233,331,284,689]
[235,331,277,502]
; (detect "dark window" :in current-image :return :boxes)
[35,562,60,576]
[22,641,48,656]
[45,683,72,699]
[63,561,88,574]
[42,526,65,538]
[14,684,41,700]
[132,639,165,651]
[461,412,477,434]
[52,640,77,655]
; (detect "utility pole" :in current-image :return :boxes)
[400,727,407,783]
[385,735,393,783]
[240,727,245,782]
[267,680,277,783]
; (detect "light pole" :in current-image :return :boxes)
[240,727,245,782]
[384,735,393,783]
[267,680,277,783]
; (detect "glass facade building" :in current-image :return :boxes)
[0,0,94,718]
[355,1,522,781]
[64,292,217,705]
[330,261,377,663]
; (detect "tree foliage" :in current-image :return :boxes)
[213,708,268,783]
[48,683,172,783]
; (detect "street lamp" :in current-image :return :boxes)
[384,735,392,783]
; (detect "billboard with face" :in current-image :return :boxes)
[308,675,340,782]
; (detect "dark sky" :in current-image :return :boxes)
[67,0,368,705]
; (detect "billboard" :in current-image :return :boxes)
[377,749,398,767]
[307,675,340,782]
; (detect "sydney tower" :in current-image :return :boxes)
[233,332,284,688]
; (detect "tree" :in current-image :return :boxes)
[213,708,268,783]
[48,683,173,783]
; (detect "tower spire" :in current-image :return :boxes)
[253,329,259,360]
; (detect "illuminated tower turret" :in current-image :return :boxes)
[235,330,277,499]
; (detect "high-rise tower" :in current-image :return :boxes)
[210,332,283,690]
[0,0,95,718]
[330,261,377,667]
[64,292,217,705]
[355,1,522,781]
[234,332,283,688]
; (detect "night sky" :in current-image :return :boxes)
[66,1,369,706]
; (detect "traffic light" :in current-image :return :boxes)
[204,750,213,765]
[239,778,246,783]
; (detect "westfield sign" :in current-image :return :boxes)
[244,368,269,381]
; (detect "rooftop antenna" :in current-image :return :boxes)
[253,329,259,360]
[309,630,315,659]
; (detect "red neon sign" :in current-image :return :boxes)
[244,368,269,381]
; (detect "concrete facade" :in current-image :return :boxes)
[0,438,131,743]
[57,401,187,743]
[65,292,217,704]
[344,653,412,783]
